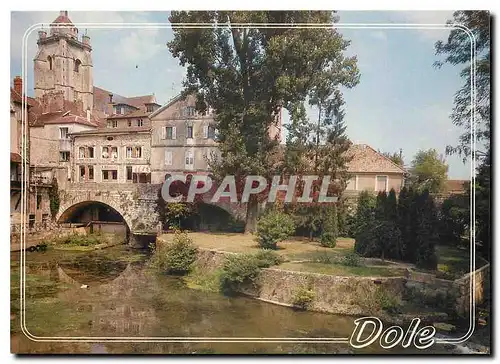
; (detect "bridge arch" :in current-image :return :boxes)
[57,200,132,232]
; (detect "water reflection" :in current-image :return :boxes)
[11,246,464,354]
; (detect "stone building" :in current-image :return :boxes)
[10,77,52,229]
[34,11,93,113]
[149,94,219,184]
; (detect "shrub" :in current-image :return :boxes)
[255,210,295,250]
[319,232,337,248]
[151,231,198,275]
[341,251,361,267]
[254,249,284,267]
[219,254,262,293]
[291,287,316,310]
[319,204,338,248]
[48,177,60,218]
[52,233,103,247]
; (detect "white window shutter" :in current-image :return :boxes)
[172,126,177,139]
[161,126,166,140]
[203,125,208,139]
[165,150,172,166]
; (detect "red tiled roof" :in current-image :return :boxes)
[346,144,406,174]
[107,109,151,119]
[31,111,99,128]
[70,126,151,136]
[444,179,468,194]
[93,86,156,115]
[52,15,73,24]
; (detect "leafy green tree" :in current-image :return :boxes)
[435,11,490,160]
[255,209,295,250]
[409,149,449,193]
[320,204,338,248]
[381,150,404,167]
[473,150,490,259]
[168,11,359,232]
[414,190,439,270]
[353,191,376,255]
[439,193,469,246]
[397,187,416,262]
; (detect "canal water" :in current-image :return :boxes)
[10,245,479,354]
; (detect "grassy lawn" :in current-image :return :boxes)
[278,262,407,277]
[435,244,486,279]
[160,232,355,261]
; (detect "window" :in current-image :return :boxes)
[208,125,216,139]
[79,165,85,181]
[74,59,81,73]
[59,127,69,139]
[88,166,94,180]
[107,120,118,128]
[185,150,194,169]
[79,147,85,159]
[376,176,388,192]
[36,195,42,210]
[163,126,176,140]
[126,166,133,181]
[146,104,155,113]
[47,56,52,70]
[60,151,70,162]
[102,170,118,181]
[102,146,109,158]
[29,215,35,229]
[88,147,94,158]
[111,147,118,159]
[126,146,142,159]
[165,150,172,166]
[137,119,143,127]
[182,106,195,117]
[186,125,193,139]
[128,120,132,127]
[346,176,357,191]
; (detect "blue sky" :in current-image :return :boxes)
[10,10,470,179]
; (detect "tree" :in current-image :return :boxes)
[353,191,376,255]
[320,203,338,248]
[473,150,490,259]
[438,193,469,246]
[397,187,416,262]
[168,11,359,232]
[409,149,449,193]
[381,150,404,167]
[435,11,490,160]
[414,190,439,270]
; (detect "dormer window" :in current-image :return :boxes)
[107,120,118,128]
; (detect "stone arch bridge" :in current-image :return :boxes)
[56,183,246,239]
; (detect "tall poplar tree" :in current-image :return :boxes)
[168,11,359,232]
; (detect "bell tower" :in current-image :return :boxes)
[34,11,93,112]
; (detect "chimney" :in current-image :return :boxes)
[109,93,113,103]
[107,93,114,115]
[13,76,22,95]
[60,10,68,17]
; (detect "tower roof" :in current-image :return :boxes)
[51,11,73,25]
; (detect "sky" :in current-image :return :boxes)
[10,10,471,179]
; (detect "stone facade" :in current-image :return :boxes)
[150,94,219,184]
[71,128,151,183]
[57,183,159,233]
[34,11,93,112]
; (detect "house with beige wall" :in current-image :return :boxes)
[344,144,407,196]
[70,126,152,184]
[149,94,219,184]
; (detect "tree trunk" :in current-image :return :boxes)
[245,196,259,233]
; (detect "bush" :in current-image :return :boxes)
[253,249,284,267]
[52,233,103,247]
[291,287,316,310]
[319,232,337,248]
[151,231,198,275]
[219,254,262,293]
[341,251,361,267]
[255,210,295,250]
